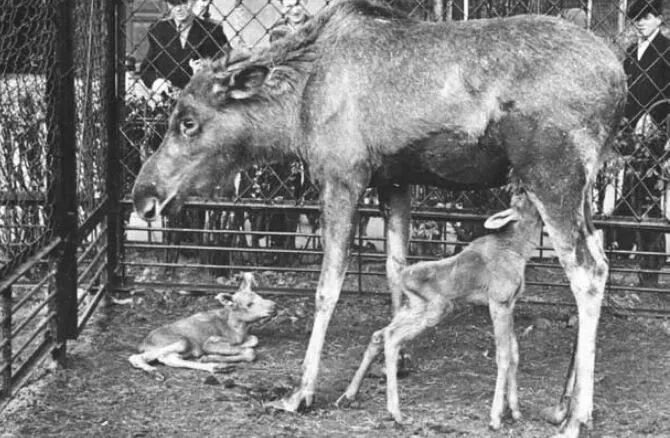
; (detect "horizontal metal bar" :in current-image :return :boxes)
[0,338,59,411]
[0,238,62,292]
[78,197,109,239]
[123,280,382,297]
[77,243,108,285]
[0,191,46,205]
[11,311,56,365]
[77,225,107,265]
[120,197,670,231]
[78,264,106,306]
[8,289,56,341]
[77,284,107,333]
[11,272,54,316]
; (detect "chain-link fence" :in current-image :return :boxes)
[118,0,669,315]
[0,0,115,405]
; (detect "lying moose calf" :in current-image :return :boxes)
[337,193,543,429]
[129,273,276,380]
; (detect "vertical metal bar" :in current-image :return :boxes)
[48,0,78,342]
[445,0,453,21]
[586,0,593,30]
[618,0,628,34]
[357,216,363,294]
[1,287,11,398]
[463,0,469,20]
[105,0,123,293]
[434,0,444,21]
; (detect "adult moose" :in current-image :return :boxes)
[132,1,626,436]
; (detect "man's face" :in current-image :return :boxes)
[634,13,662,39]
[168,0,195,24]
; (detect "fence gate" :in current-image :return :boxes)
[0,0,118,405]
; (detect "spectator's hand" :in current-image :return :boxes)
[634,113,660,137]
[151,78,174,97]
[189,58,203,74]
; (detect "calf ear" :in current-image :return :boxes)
[228,65,270,99]
[215,293,234,306]
[484,208,519,230]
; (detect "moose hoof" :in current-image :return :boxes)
[265,389,312,413]
[489,418,503,431]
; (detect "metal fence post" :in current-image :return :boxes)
[1,287,11,398]
[47,0,78,345]
[105,0,124,293]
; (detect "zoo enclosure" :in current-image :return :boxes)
[0,0,118,405]
[0,0,669,407]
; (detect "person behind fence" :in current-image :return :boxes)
[613,0,669,287]
[140,0,230,99]
[269,0,311,42]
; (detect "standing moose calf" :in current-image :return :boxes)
[131,0,626,435]
[337,192,542,429]
[129,273,276,381]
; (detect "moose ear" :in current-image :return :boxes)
[238,272,257,292]
[483,208,519,230]
[228,65,270,99]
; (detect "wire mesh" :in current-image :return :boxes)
[118,0,669,312]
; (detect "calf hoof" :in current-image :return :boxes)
[241,348,256,362]
[150,370,166,382]
[541,403,569,426]
[212,363,235,373]
[334,393,358,409]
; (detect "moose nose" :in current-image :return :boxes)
[137,197,160,222]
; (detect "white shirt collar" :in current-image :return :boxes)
[637,28,660,60]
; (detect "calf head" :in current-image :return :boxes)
[483,192,542,236]
[215,273,277,323]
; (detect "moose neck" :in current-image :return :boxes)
[236,78,309,167]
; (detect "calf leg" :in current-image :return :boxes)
[128,339,192,380]
[158,352,233,373]
[384,304,446,423]
[202,336,257,362]
[488,299,521,430]
[336,328,385,406]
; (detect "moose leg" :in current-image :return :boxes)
[380,184,411,313]
[266,177,364,412]
[526,187,607,438]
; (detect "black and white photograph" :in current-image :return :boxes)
[0,0,669,436]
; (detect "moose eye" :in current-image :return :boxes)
[179,118,199,136]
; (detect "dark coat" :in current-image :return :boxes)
[140,17,229,89]
[624,31,670,128]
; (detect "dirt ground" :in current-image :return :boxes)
[1,272,670,438]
